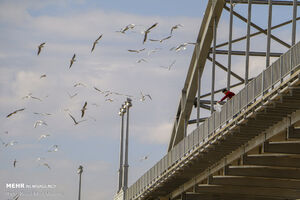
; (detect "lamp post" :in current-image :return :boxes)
[118,105,126,192]
[77,165,83,200]
[122,98,132,191]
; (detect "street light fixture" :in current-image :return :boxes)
[77,165,83,200]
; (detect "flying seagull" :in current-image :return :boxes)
[170,42,197,52]
[140,91,152,101]
[34,120,48,128]
[13,159,17,168]
[37,42,46,55]
[91,34,103,52]
[69,54,76,69]
[160,60,176,71]
[38,134,50,141]
[94,87,105,94]
[43,162,51,169]
[147,48,162,56]
[149,35,172,43]
[40,74,47,79]
[170,24,183,35]
[128,48,145,53]
[139,154,150,162]
[4,140,18,147]
[81,101,87,118]
[143,23,158,44]
[105,98,114,102]
[48,144,59,152]
[73,82,86,87]
[33,112,51,116]
[6,108,25,118]
[136,58,147,63]
[68,113,86,125]
[67,92,78,99]
[116,24,135,34]
[22,93,42,101]
[11,193,20,200]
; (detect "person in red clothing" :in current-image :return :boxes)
[218,89,235,103]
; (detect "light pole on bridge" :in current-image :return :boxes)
[77,165,83,200]
[122,98,132,191]
[118,104,126,192]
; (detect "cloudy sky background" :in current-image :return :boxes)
[0,0,299,199]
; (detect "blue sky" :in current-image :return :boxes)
[0,0,299,199]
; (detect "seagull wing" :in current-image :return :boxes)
[6,108,25,118]
[68,113,77,125]
[146,94,152,100]
[143,32,148,44]
[96,34,103,42]
[128,49,138,53]
[161,35,172,42]
[146,23,158,32]
[37,46,42,55]
[91,42,96,52]
[149,39,159,42]
[81,101,87,118]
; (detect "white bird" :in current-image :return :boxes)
[33,112,51,116]
[67,92,78,99]
[13,159,17,168]
[136,58,147,63]
[43,162,51,169]
[105,98,114,102]
[22,93,42,101]
[36,157,46,162]
[37,42,45,55]
[40,74,47,79]
[143,23,158,44]
[128,48,145,53]
[38,134,50,141]
[139,154,150,162]
[170,24,183,35]
[140,91,152,101]
[69,54,76,69]
[6,108,25,118]
[170,42,196,52]
[81,101,87,118]
[4,140,18,147]
[68,113,86,125]
[149,35,172,43]
[11,193,20,200]
[147,48,162,56]
[34,120,48,128]
[48,144,59,152]
[160,60,176,71]
[91,34,103,52]
[116,24,136,34]
[73,82,86,87]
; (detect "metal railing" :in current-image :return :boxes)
[125,41,300,200]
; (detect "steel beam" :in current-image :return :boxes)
[224,5,291,48]
[207,56,244,82]
[210,50,282,57]
[168,0,225,151]
[225,0,300,5]
[266,0,272,67]
[245,0,252,85]
[216,17,300,49]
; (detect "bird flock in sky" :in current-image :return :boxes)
[2,22,194,175]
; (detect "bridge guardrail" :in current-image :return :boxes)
[125,42,300,200]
